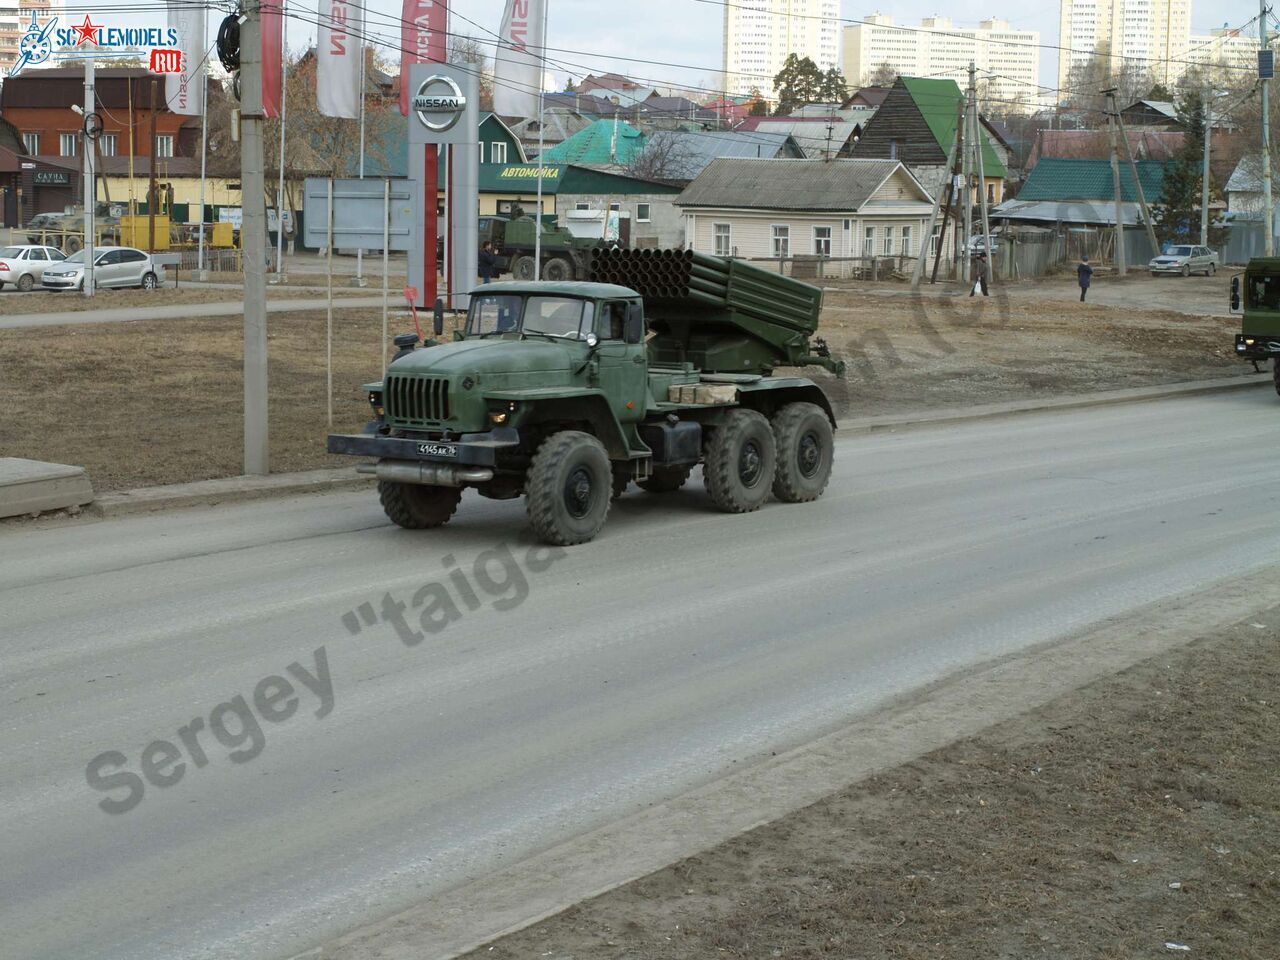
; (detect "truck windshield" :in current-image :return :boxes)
[466,294,593,339]
[1247,274,1280,310]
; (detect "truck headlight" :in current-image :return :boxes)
[368,390,384,416]
[489,401,517,425]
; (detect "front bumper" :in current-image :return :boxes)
[1235,334,1280,360]
[42,274,80,289]
[327,427,520,466]
[1148,262,1188,274]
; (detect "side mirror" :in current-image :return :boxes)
[432,298,445,337]
[624,304,644,344]
[1230,276,1241,312]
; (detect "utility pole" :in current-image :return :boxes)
[1201,85,1212,247]
[82,56,95,298]
[911,100,962,289]
[241,0,269,475]
[960,87,972,284]
[969,62,992,270]
[1113,94,1160,255]
[148,78,158,254]
[1104,86,1127,275]
[1261,0,1273,255]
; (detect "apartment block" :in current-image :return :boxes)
[1057,0,1192,90]
[842,15,1041,111]
[0,0,62,76]
[723,0,841,98]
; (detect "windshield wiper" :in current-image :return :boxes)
[522,330,585,342]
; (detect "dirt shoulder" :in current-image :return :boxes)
[0,285,376,315]
[466,603,1280,960]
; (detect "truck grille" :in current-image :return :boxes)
[385,375,451,424]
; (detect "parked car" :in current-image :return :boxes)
[0,245,67,291]
[966,233,1002,253]
[41,246,166,292]
[1149,244,1218,276]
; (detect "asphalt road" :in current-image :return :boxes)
[0,296,389,329]
[4,390,1280,960]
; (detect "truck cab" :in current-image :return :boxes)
[1231,257,1280,396]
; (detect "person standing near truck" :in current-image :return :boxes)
[969,252,989,297]
[1077,256,1093,302]
[478,240,498,284]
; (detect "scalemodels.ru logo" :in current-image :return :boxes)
[9,11,181,77]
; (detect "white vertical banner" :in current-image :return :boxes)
[165,2,206,115]
[317,0,364,119]
[493,0,546,117]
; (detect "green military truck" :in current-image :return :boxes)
[327,249,845,545]
[1231,257,1280,396]
[490,215,607,282]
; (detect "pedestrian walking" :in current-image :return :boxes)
[478,240,498,284]
[969,252,989,297]
[1077,255,1093,302]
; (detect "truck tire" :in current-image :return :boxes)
[65,236,82,255]
[771,402,833,502]
[526,430,612,545]
[378,480,462,529]
[1274,359,1280,397]
[637,465,691,493]
[543,257,573,281]
[703,409,775,513]
[512,255,536,281]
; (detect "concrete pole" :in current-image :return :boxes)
[1105,87,1127,275]
[275,12,288,282]
[381,178,390,369]
[911,100,962,289]
[241,0,269,475]
[1201,87,1212,247]
[961,83,972,284]
[1114,100,1160,255]
[533,3,548,280]
[83,56,95,298]
[1260,0,1273,255]
[971,63,992,270]
[355,44,367,287]
[197,64,208,278]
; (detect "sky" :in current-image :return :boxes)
[78,0,1267,94]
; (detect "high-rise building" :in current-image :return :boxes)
[841,16,1041,112]
[1183,26,1265,85]
[722,0,841,99]
[0,0,64,77]
[1057,0,1192,92]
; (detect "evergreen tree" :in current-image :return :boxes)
[1152,88,1229,248]
[773,54,824,113]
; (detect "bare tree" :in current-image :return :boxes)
[626,130,699,181]
[864,63,898,87]
[449,33,493,112]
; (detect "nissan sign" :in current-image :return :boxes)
[413,75,466,132]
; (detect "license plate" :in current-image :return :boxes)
[417,442,458,458]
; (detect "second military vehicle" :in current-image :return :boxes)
[328,249,845,545]
[1231,257,1280,397]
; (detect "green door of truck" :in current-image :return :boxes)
[594,299,647,424]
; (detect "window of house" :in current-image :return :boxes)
[608,202,620,211]
[59,133,77,156]
[99,134,118,157]
[636,202,651,222]
[491,142,507,163]
[713,222,732,257]
[771,224,790,259]
[813,225,832,257]
[478,142,485,163]
[863,226,875,256]
[575,202,590,210]
[156,134,174,158]
[22,132,38,154]
[883,225,894,255]
[901,225,912,255]
[986,182,995,204]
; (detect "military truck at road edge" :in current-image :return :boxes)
[327,250,846,545]
[1231,257,1280,397]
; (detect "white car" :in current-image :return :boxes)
[1149,245,1218,276]
[0,245,68,291]
[41,246,166,292]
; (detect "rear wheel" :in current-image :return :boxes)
[526,431,612,545]
[543,257,573,281]
[637,465,692,493]
[704,409,775,513]
[378,481,462,529]
[511,255,536,281]
[16,273,33,292]
[771,402,834,503]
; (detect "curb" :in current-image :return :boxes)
[56,373,1277,521]
[839,373,1272,434]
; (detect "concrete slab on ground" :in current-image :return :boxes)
[0,458,93,518]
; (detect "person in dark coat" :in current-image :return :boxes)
[1077,256,1093,302]
[478,240,498,283]
[969,252,989,297]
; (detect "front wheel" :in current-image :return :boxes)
[1208,263,1216,276]
[511,255,536,281]
[771,402,834,502]
[526,431,612,545]
[378,481,462,529]
[1181,264,1190,277]
[704,409,776,513]
[141,272,158,290]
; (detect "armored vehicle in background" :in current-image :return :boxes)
[1231,257,1280,397]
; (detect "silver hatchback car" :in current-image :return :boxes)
[1149,244,1218,277]
[0,245,68,291]
[41,245,166,291]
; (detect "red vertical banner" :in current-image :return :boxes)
[261,0,283,119]
[401,0,447,306]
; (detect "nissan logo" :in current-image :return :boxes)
[413,75,467,132]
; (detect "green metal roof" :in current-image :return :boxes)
[541,119,647,166]
[1017,157,1171,203]
[899,76,1007,178]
